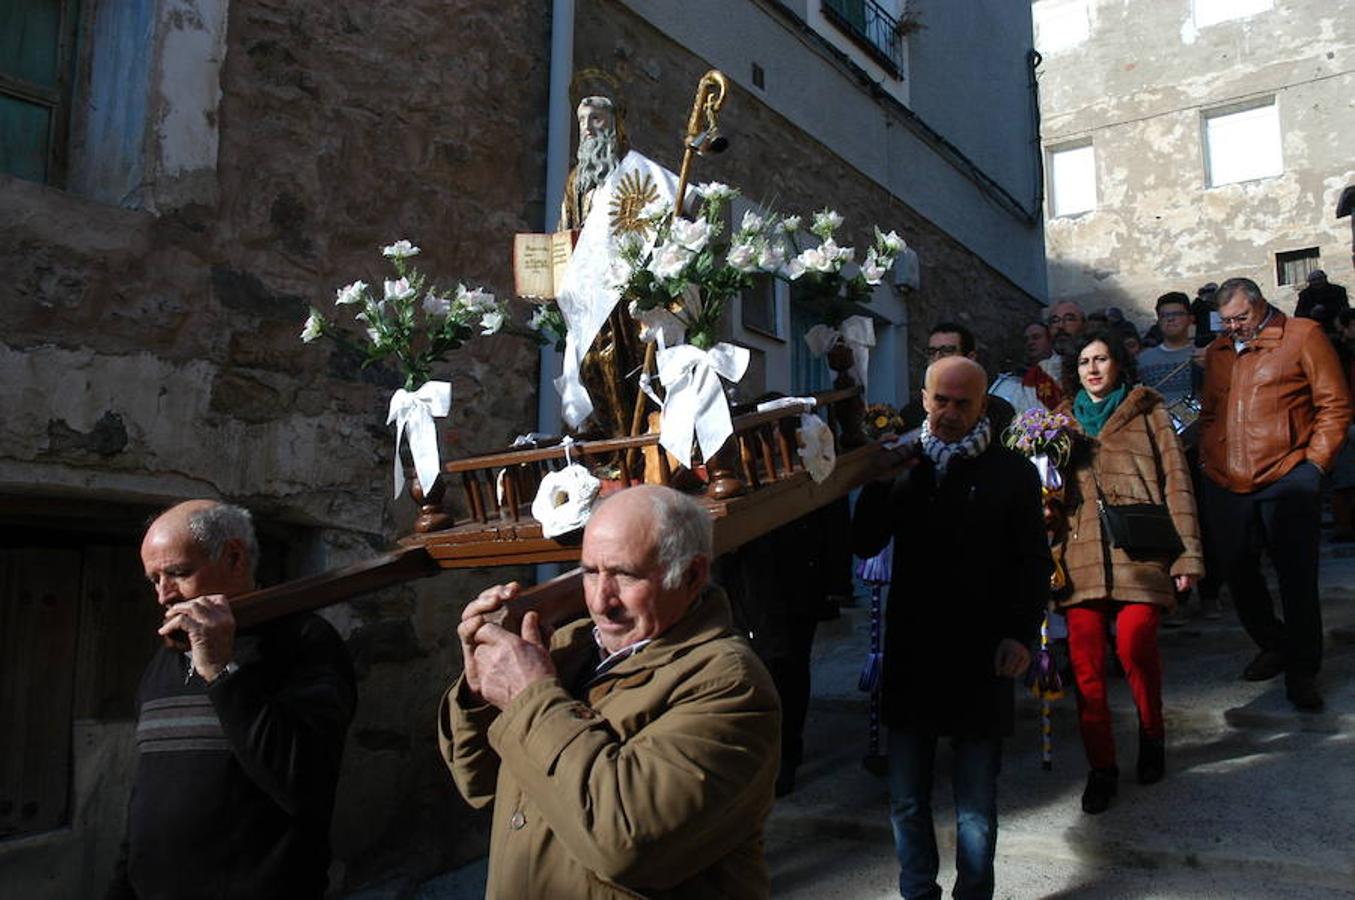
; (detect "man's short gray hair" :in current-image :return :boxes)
[187,503,259,577]
[648,490,712,589]
[1217,276,1266,309]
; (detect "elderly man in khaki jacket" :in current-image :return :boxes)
[440,485,781,898]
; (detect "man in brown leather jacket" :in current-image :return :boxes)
[1199,277,1353,710]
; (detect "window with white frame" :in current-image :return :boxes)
[1193,0,1272,29]
[1204,101,1282,187]
[1032,0,1090,54]
[1048,143,1096,217]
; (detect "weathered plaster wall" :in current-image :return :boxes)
[1,0,548,891]
[581,0,1045,386]
[1039,0,1355,326]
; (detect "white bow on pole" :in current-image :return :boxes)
[651,343,749,469]
[386,381,451,497]
[803,314,876,389]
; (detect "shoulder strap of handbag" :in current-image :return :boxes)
[1087,405,1167,508]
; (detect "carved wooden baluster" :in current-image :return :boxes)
[657,445,673,485]
[738,433,760,490]
[463,472,485,523]
[758,425,779,481]
[504,466,521,522]
[484,467,501,519]
[618,451,634,487]
[776,421,796,474]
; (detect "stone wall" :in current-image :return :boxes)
[576,0,1045,381]
[0,0,549,892]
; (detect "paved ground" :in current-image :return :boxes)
[407,554,1355,899]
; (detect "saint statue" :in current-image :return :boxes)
[561,96,629,231]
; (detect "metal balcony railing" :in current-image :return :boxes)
[821,0,906,78]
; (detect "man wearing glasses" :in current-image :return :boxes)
[1199,277,1352,711]
[1136,292,1198,405]
[1047,300,1087,357]
[905,322,1014,433]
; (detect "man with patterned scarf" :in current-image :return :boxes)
[853,356,1052,900]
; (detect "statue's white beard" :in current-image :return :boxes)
[576,130,620,195]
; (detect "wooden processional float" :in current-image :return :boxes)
[223,71,895,634]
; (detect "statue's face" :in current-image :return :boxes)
[577,102,613,139]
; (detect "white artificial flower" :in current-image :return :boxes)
[811,209,844,238]
[463,287,498,313]
[782,257,806,280]
[739,210,766,233]
[335,280,367,306]
[300,311,325,343]
[727,241,759,273]
[381,239,421,259]
[365,326,381,343]
[826,239,855,266]
[647,241,693,280]
[697,181,736,202]
[669,217,711,253]
[604,257,635,290]
[384,278,415,301]
[876,228,906,255]
[780,215,802,233]
[757,242,787,272]
[860,250,886,286]
[528,306,549,331]
[423,292,452,317]
[480,309,505,334]
[640,198,671,223]
[798,245,834,274]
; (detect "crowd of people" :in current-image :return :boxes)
[110,272,1351,900]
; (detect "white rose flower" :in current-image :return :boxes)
[464,287,497,313]
[876,228,905,254]
[812,209,844,238]
[860,250,886,286]
[640,198,671,223]
[825,239,855,266]
[669,217,711,253]
[480,309,505,334]
[647,241,693,280]
[782,257,806,280]
[423,292,452,317]
[780,215,802,233]
[798,245,834,274]
[384,278,415,301]
[739,210,766,233]
[335,280,367,306]
[757,242,787,272]
[381,239,421,259]
[727,241,759,273]
[300,311,325,343]
[697,181,736,202]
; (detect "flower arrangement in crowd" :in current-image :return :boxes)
[1002,408,1075,467]
[612,181,770,349]
[301,240,509,391]
[783,212,907,326]
[863,403,906,440]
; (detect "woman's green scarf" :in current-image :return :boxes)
[1072,382,1128,437]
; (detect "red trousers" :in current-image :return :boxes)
[1066,601,1164,771]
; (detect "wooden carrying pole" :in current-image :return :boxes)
[217,439,896,634]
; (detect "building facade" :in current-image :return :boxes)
[1035,0,1355,324]
[1,0,1045,893]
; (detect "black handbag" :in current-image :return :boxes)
[1096,498,1184,556]
[1090,424,1184,557]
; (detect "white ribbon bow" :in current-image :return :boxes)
[386,381,451,497]
[648,342,749,469]
[803,314,876,389]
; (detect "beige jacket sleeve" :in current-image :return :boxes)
[485,663,779,891]
[437,675,503,810]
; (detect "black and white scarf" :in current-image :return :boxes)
[920,416,991,481]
